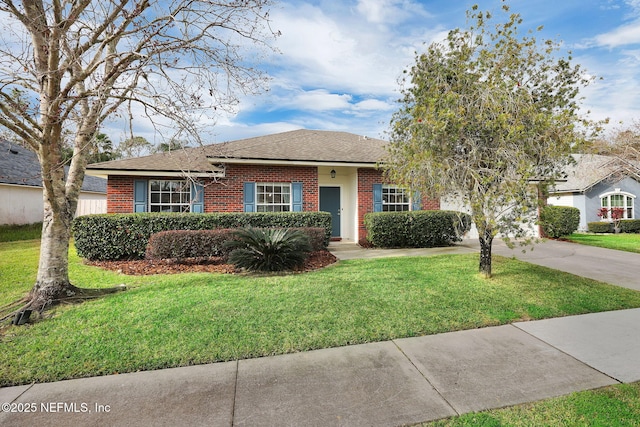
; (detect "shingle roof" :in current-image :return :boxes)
[0,140,107,193]
[87,129,388,173]
[551,154,640,193]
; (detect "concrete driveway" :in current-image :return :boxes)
[475,238,640,291]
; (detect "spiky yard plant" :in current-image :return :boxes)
[225,228,312,272]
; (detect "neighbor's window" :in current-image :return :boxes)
[382,185,410,212]
[149,180,191,212]
[256,183,291,212]
[600,191,635,220]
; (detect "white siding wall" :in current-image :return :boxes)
[0,184,106,225]
[0,184,43,225]
[440,195,540,239]
[76,192,107,217]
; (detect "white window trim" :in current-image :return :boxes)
[382,185,411,212]
[598,189,635,221]
[256,182,292,212]
[149,179,191,213]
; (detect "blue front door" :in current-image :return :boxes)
[320,187,341,237]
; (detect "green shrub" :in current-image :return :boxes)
[146,229,236,260]
[619,219,640,233]
[72,212,331,261]
[539,205,580,238]
[588,221,613,233]
[225,228,312,272]
[364,210,471,248]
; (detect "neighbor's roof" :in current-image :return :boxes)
[86,129,388,175]
[551,154,640,193]
[0,140,107,193]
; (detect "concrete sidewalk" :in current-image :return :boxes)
[2,308,640,427]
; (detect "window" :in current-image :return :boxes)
[149,180,191,212]
[600,190,635,220]
[382,186,410,212]
[256,183,291,212]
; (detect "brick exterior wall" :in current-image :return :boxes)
[106,165,440,241]
[356,168,441,241]
[106,164,319,214]
[202,164,318,213]
[357,168,383,241]
[107,176,135,213]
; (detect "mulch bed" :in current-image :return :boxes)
[86,250,338,276]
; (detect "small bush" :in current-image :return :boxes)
[588,222,613,233]
[72,212,331,261]
[225,228,312,272]
[146,229,236,260]
[619,219,640,234]
[539,206,580,238]
[364,210,471,248]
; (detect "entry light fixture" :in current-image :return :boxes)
[330,169,336,179]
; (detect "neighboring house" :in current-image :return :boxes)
[547,154,640,231]
[85,129,440,242]
[0,140,107,225]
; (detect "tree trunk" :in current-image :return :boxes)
[478,229,494,278]
[28,188,80,312]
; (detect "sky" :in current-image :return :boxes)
[109,0,640,145]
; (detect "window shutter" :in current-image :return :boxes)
[134,180,148,212]
[191,182,204,213]
[292,182,303,212]
[243,182,255,212]
[412,190,422,211]
[373,184,383,212]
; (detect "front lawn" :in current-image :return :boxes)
[2,240,640,386]
[567,233,640,254]
[425,382,640,426]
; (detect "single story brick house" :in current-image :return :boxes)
[86,129,439,242]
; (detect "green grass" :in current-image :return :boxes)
[2,240,640,387]
[567,233,640,254]
[0,223,42,242]
[424,382,640,426]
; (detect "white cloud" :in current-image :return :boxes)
[356,0,431,25]
[594,19,640,47]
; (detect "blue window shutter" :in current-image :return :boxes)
[191,182,204,213]
[134,180,148,212]
[412,190,422,211]
[243,182,255,212]
[373,184,383,212]
[292,182,303,212]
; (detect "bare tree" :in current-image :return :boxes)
[0,0,278,312]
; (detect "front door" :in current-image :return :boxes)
[320,187,341,237]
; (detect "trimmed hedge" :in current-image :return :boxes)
[72,212,332,261]
[620,219,640,233]
[146,229,236,260]
[539,205,580,238]
[364,210,471,248]
[587,222,613,233]
[587,219,640,234]
[145,227,327,261]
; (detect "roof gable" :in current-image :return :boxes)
[551,154,640,194]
